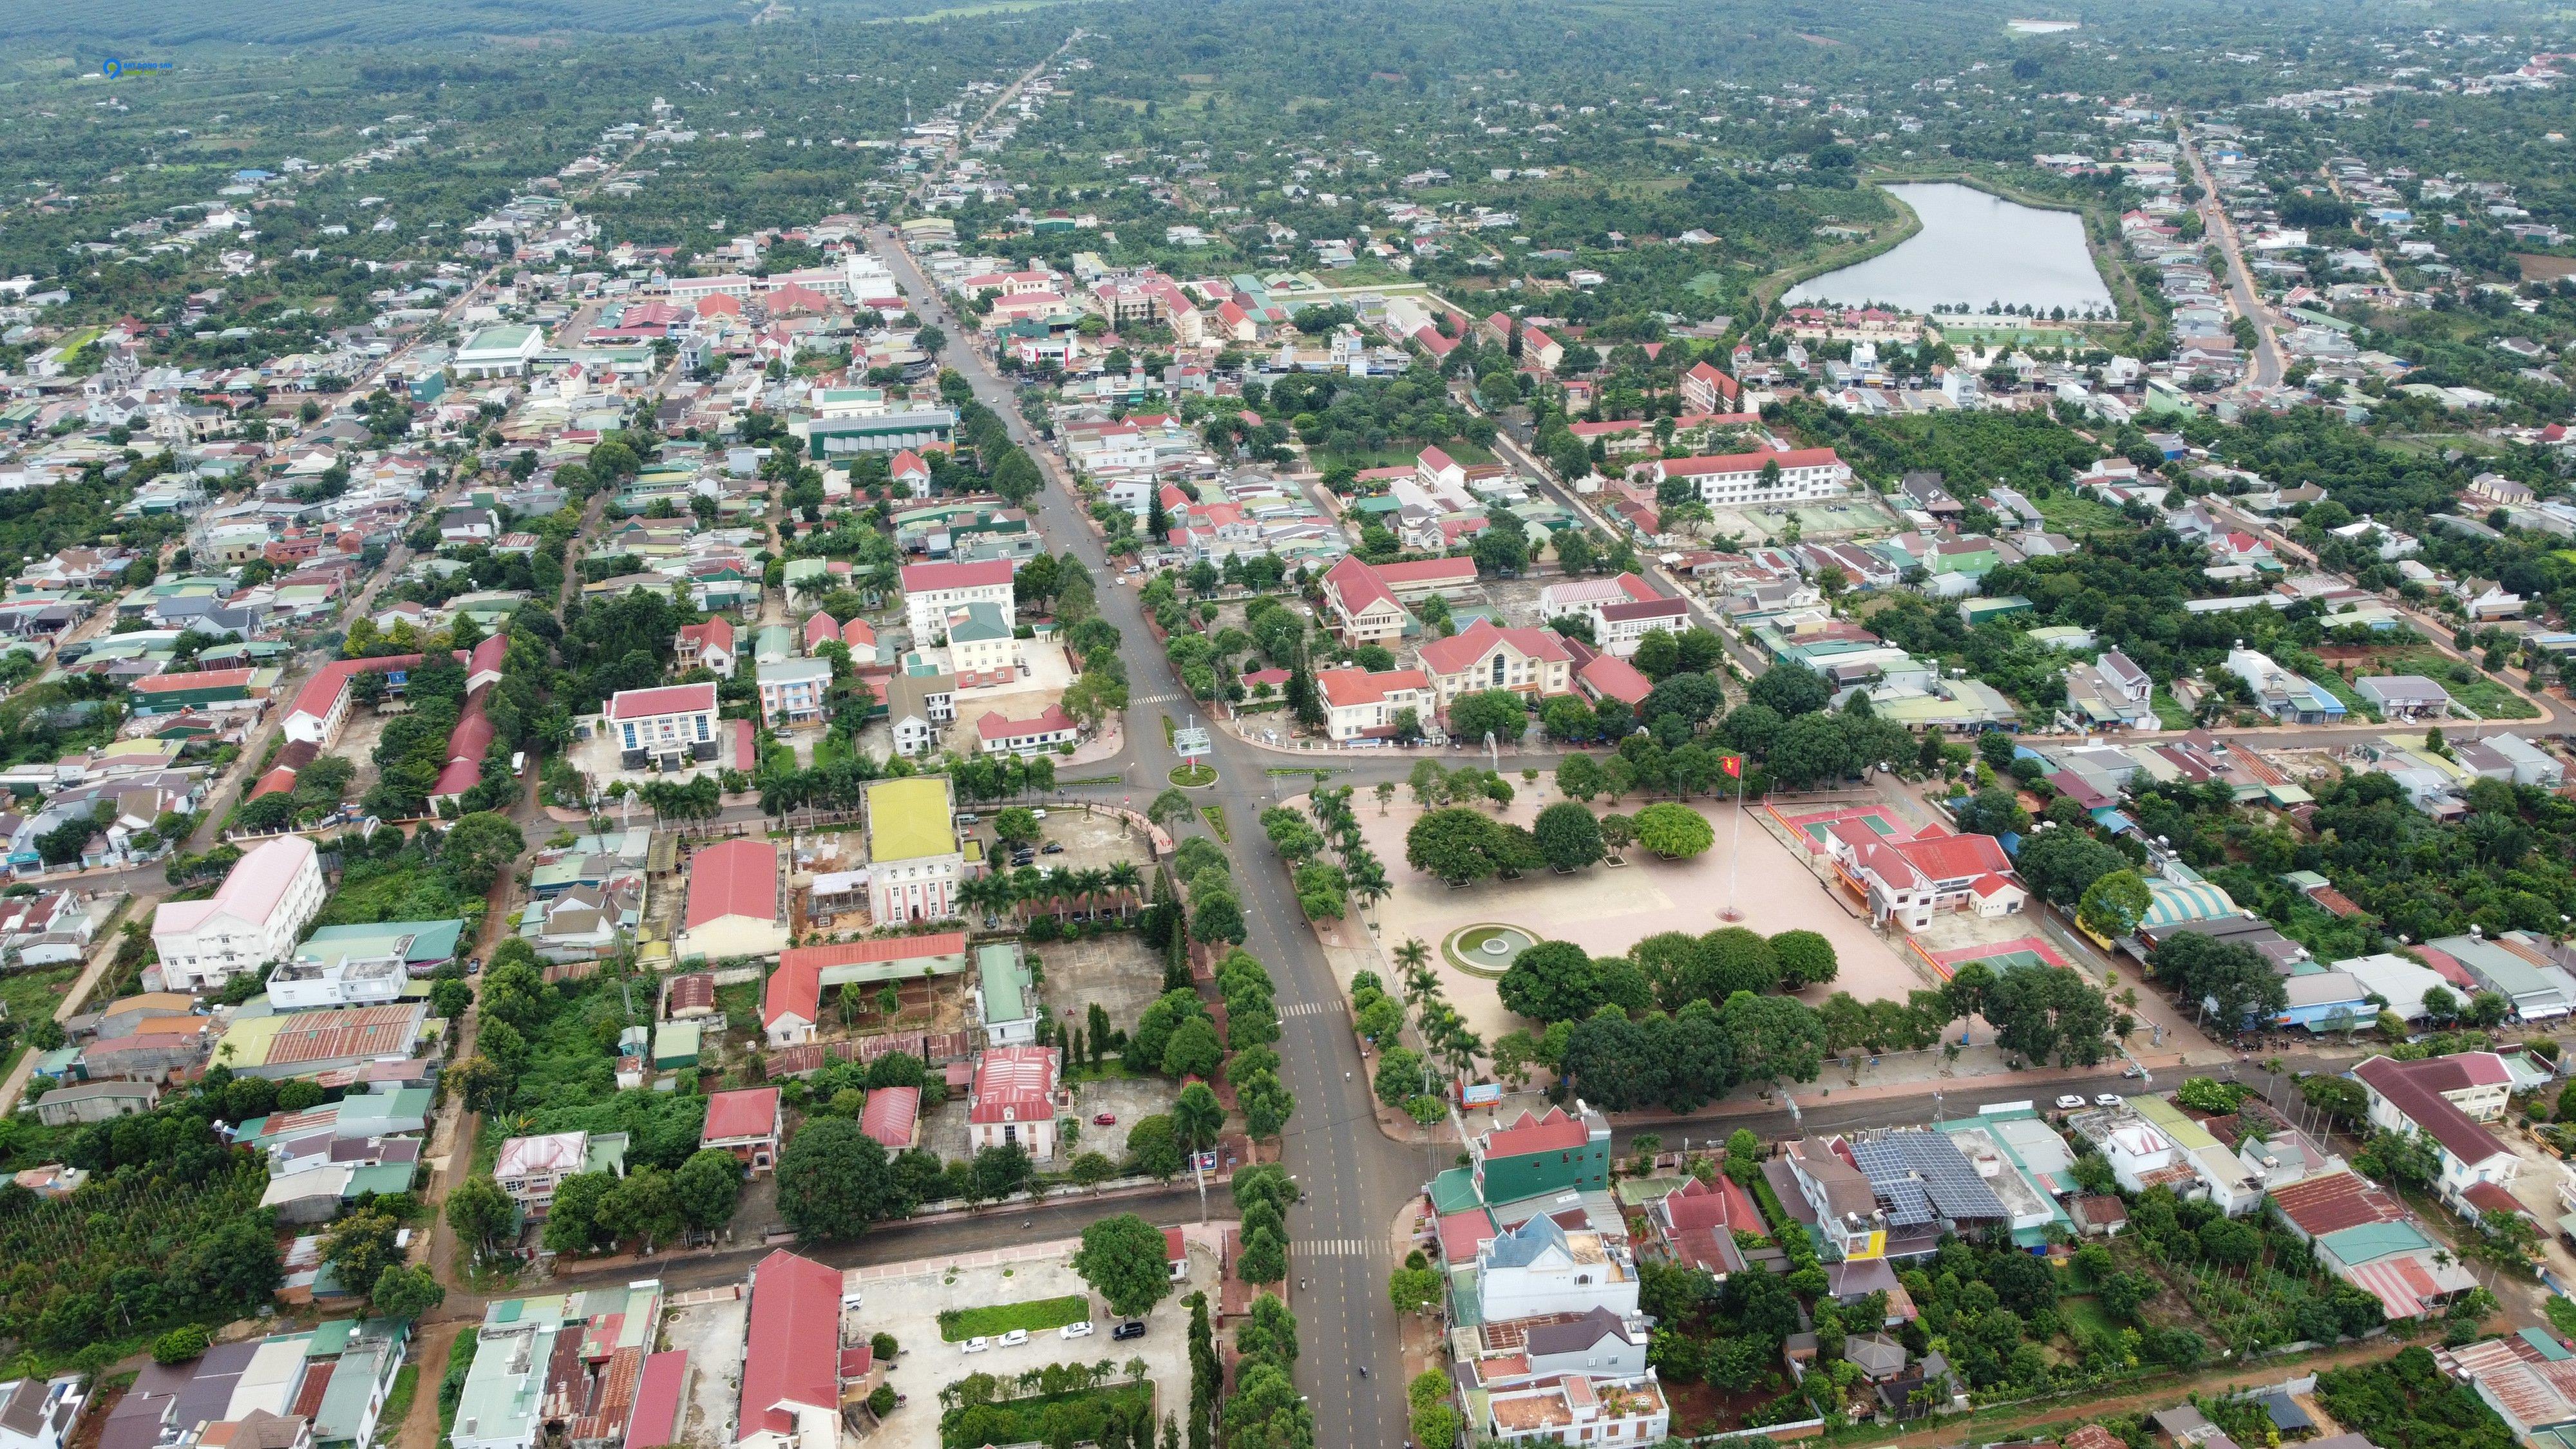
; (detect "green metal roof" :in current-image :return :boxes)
[1428,1166,1483,1217]
[2316,1220,2431,1267]
[978,943,1028,1023]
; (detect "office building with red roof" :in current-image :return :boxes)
[605,681,721,771]
[1822,822,2022,933]
[1315,667,1433,742]
[898,558,1014,645]
[1419,620,1574,714]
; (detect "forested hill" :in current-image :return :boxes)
[0,0,1077,52]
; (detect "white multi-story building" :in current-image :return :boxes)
[898,558,1016,644]
[1641,446,1850,507]
[605,681,721,768]
[151,836,328,990]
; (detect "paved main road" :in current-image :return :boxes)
[2185,137,2286,392]
[872,234,1419,1446]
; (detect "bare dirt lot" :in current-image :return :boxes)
[1038,931,1166,1037]
[661,1294,747,1447]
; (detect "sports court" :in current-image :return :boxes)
[1911,934,2069,982]
[1773,802,1910,853]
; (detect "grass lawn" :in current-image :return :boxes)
[2056,1294,2121,1340]
[936,1293,1093,1341]
[378,1364,419,1444]
[2034,491,2130,535]
[0,963,83,1081]
[813,732,858,769]
[1311,437,1492,475]
[2149,687,2194,730]
[2308,669,2377,721]
[1169,762,1217,788]
[1200,804,1231,842]
[2450,676,2542,719]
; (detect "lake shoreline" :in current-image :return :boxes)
[1786,178,2118,320]
[1752,185,1926,317]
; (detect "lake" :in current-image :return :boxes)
[1786,181,2117,319]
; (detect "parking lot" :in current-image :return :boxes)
[834,1231,1211,1449]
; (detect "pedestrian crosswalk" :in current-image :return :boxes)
[1137,691,1182,705]
[1294,1238,1407,1258]
[1280,1001,1336,1019]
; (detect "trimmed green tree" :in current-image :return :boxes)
[1633,802,1714,859]
[1075,1213,1178,1319]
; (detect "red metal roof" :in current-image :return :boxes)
[683,838,777,929]
[623,1351,688,1449]
[285,654,424,731]
[607,681,718,722]
[2266,1169,2407,1238]
[1653,446,1844,478]
[859,1086,920,1150]
[737,1250,840,1441]
[899,558,1014,592]
[969,1045,1058,1124]
[781,933,966,971]
[702,1087,780,1145]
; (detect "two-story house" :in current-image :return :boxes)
[491,1128,629,1217]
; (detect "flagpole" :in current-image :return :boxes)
[1721,753,1745,921]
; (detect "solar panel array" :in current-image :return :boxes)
[1846,1131,2007,1227]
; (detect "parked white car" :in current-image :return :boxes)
[2095,1094,2123,1108]
[2054,1094,2087,1110]
[961,1338,989,1354]
[998,1329,1030,1348]
[1061,1321,1095,1340]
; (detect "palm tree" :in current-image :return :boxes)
[1347,856,1392,920]
[1072,867,1113,921]
[1392,936,1437,1004]
[957,874,1009,927]
[1104,860,1143,918]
